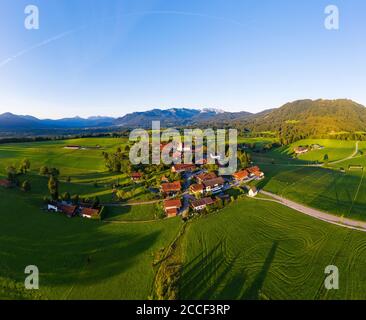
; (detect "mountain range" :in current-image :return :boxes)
[0,108,253,131]
[0,113,116,130]
[1,99,366,138]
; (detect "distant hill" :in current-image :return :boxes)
[115,108,252,127]
[1,100,365,140]
[241,99,366,141]
[0,113,115,130]
[0,108,252,132]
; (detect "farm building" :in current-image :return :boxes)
[311,144,324,150]
[190,184,204,194]
[247,166,265,179]
[161,175,169,183]
[57,204,78,218]
[0,179,13,188]
[348,165,364,171]
[248,187,258,197]
[195,172,217,184]
[131,172,142,181]
[172,164,196,173]
[64,145,81,150]
[81,207,100,219]
[232,169,250,182]
[195,158,207,165]
[161,181,181,196]
[191,197,216,211]
[294,146,309,155]
[163,199,182,217]
[203,177,225,193]
[47,203,58,212]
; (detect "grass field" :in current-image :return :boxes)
[105,204,160,221]
[285,139,358,163]
[0,185,181,300]
[0,137,127,176]
[0,137,183,299]
[252,139,359,165]
[261,165,366,221]
[179,198,366,300]
[249,139,366,221]
[1,137,366,300]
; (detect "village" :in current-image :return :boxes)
[43,142,265,221]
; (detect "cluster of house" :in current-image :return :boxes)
[232,166,264,182]
[159,162,265,218]
[163,196,217,217]
[47,201,101,219]
[189,172,225,195]
[294,144,324,155]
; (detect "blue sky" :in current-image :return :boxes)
[0,0,365,118]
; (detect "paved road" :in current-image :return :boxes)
[257,190,366,233]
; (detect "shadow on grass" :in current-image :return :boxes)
[179,241,278,300]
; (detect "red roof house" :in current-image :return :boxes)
[191,197,216,211]
[58,204,77,218]
[81,207,100,219]
[161,181,181,194]
[196,172,217,184]
[0,179,12,188]
[172,164,196,173]
[163,199,182,217]
[232,170,249,181]
[190,184,204,194]
[131,172,142,181]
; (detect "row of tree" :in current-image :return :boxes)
[6,158,32,192]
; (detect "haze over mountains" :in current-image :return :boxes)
[1,99,366,137]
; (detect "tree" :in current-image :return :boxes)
[21,158,31,174]
[6,165,17,183]
[62,192,71,202]
[92,196,100,208]
[50,168,60,177]
[39,166,49,175]
[71,194,79,205]
[22,180,31,192]
[323,154,329,165]
[116,190,126,201]
[48,175,59,200]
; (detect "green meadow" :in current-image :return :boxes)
[286,139,358,162]
[251,139,366,221]
[180,198,366,300]
[1,137,366,299]
[0,185,182,300]
[105,204,160,222]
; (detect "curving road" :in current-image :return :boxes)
[256,190,366,233]
[326,141,359,165]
